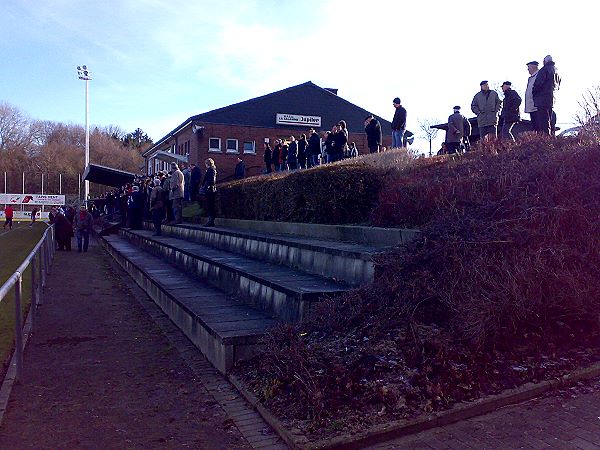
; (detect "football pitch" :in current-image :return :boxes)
[0,222,47,375]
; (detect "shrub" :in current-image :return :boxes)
[236,135,600,436]
[216,149,416,224]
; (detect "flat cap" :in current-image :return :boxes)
[480,80,488,86]
[526,60,539,66]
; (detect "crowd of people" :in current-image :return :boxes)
[439,55,561,155]
[96,158,218,236]
[46,204,94,253]
[262,122,364,173]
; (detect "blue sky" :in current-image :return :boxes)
[1,0,598,151]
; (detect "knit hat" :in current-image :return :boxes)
[393,97,401,104]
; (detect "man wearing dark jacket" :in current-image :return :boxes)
[234,157,246,179]
[190,163,202,201]
[364,115,383,153]
[499,81,522,142]
[308,129,321,167]
[532,55,561,135]
[391,97,407,148]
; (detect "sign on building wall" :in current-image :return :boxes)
[0,194,66,206]
[275,113,321,127]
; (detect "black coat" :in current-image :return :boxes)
[202,167,217,192]
[333,130,348,152]
[308,133,321,155]
[365,118,382,147]
[324,133,335,155]
[263,146,272,165]
[297,139,307,161]
[532,62,561,109]
[190,166,202,186]
[287,141,298,163]
[234,161,245,179]
[391,106,407,130]
[272,145,281,165]
[500,89,522,123]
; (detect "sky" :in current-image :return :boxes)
[1,0,598,153]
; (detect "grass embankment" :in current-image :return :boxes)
[231,135,600,440]
[0,223,47,374]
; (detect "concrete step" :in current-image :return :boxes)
[101,234,279,374]
[122,229,349,323]
[145,222,388,286]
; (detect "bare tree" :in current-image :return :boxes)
[0,101,35,153]
[575,86,600,139]
[418,118,440,157]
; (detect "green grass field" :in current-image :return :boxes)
[0,222,47,371]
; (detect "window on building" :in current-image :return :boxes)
[243,141,256,154]
[226,139,238,153]
[184,140,190,156]
[209,138,221,152]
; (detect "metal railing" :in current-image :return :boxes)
[0,225,55,382]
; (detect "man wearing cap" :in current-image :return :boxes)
[524,61,540,133]
[471,81,502,141]
[533,55,561,135]
[499,81,522,142]
[446,106,467,154]
[391,97,407,148]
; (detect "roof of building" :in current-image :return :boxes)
[144,81,392,156]
[83,163,136,187]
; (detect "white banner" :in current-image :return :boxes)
[0,211,49,220]
[0,194,66,206]
[275,113,321,127]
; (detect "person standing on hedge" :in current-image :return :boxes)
[365,114,382,153]
[202,158,217,227]
[297,134,308,169]
[445,106,466,154]
[272,140,281,172]
[499,81,521,142]
[308,128,321,167]
[263,142,272,173]
[471,81,502,140]
[391,97,407,148]
[287,136,298,170]
[333,121,349,161]
[532,55,561,136]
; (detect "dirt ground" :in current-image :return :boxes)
[0,238,251,449]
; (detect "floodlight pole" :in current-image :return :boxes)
[77,65,91,203]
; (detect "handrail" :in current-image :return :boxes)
[0,224,55,382]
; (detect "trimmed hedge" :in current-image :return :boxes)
[215,150,416,225]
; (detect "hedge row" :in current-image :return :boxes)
[215,150,416,225]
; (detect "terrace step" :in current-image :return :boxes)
[148,222,387,286]
[121,228,349,323]
[101,234,279,373]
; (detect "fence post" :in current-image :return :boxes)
[38,250,43,305]
[14,274,23,382]
[31,257,36,331]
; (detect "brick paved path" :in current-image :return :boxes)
[0,239,259,449]
[367,379,600,449]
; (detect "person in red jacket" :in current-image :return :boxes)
[3,205,14,230]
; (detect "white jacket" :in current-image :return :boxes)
[524,71,539,113]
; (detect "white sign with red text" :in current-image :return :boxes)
[0,194,65,206]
